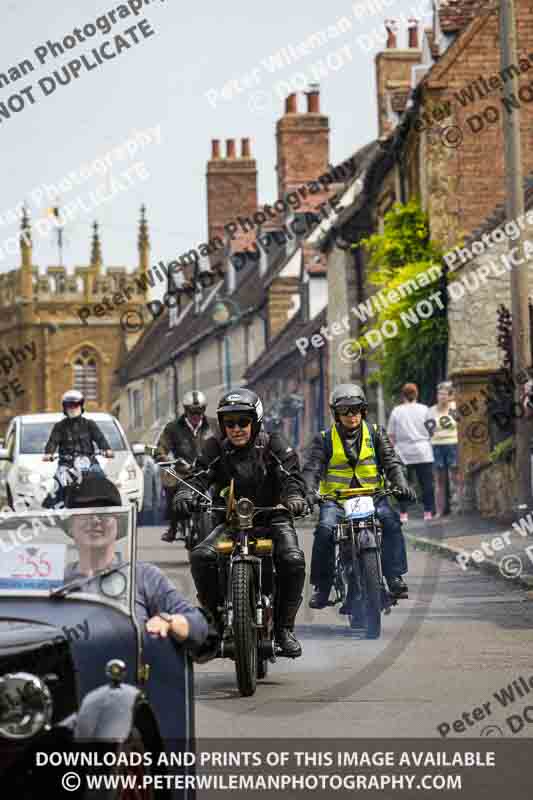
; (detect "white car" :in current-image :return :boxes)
[0,413,144,511]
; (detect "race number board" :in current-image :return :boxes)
[0,543,67,589]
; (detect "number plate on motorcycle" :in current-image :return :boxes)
[0,543,66,589]
[343,496,375,519]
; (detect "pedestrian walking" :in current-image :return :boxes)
[387,383,435,523]
[426,381,458,517]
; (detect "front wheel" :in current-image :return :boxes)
[359,550,382,639]
[232,561,257,696]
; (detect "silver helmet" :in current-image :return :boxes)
[183,390,207,412]
[329,384,367,417]
[62,389,85,414]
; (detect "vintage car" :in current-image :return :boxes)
[0,504,196,798]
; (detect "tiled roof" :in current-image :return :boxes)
[438,0,491,34]
[245,307,328,384]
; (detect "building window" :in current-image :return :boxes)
[167,370,174,416]
[244,324,253,369]
[73,349,98,400]
[310,376,322,433]
[192,352,198,391]
[132,388,143,429]
[151,378,161,421]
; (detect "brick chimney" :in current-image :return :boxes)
[275,86,330,210]
[375,19,422,138]
[206,136,258,246]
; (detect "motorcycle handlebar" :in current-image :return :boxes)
[194,502,309,519]
[44,450,112,461]
[315,487,409,504]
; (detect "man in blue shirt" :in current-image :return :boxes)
[65,474,208,649]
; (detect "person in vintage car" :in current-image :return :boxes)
[64,474,209,646]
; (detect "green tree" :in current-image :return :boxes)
[352,198,447,405]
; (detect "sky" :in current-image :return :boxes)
[0,0,433,282]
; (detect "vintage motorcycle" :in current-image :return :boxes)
[317,486,406,639]
[180,478,307,697]
[157,457,212,550]
[41,449,113,510]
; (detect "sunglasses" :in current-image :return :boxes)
[224,417,253,429]
[64,402,81,407]
[187,407,205,415]
[337,406,363,415]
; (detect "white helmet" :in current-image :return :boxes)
[62,389,85,415]
[183,390,207,412]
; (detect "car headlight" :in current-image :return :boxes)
[119,465,138,484]
[17,469,43,486]
[0,673,53,740]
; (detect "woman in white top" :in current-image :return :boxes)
[426,382,458,517]
[387,383,435,523]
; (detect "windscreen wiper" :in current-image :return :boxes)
[49,561,129,599]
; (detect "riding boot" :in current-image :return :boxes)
[275,597,303,658]
[190,559,220,621]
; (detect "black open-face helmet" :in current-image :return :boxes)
[217,387,264,441]
[330,383,368,420]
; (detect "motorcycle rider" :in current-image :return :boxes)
[42,390,113,505]
[156,390,217,542]
[175,388,307,658]
[303,384,416,610]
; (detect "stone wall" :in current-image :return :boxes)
[471,459,517,519]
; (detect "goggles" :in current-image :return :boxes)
[224,416,253,429]
[336,404,364,415]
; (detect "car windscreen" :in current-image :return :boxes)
[0,507,133,611]
[20,420,127,454]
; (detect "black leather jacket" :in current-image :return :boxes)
[302,421,409,494]
[156,414,218,467]
[183,430,306,510]
[44,417,110,462]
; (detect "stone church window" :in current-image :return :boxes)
[73,349,98,400]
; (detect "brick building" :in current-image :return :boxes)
[0,209,150,438]
[117,89,350,447]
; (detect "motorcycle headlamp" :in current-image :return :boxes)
[236,497,254,527]
[0,673,53,740]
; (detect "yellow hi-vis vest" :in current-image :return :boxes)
[319,421,384,495]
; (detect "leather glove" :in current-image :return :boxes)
[306,491,317,512]
[174,492,194,518]
[287,496,307,516]
[394,485,417,504]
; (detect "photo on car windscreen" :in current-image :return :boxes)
[0,507,132,603]
[2,1,533,798]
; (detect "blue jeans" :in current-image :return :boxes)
[310,498,408,591]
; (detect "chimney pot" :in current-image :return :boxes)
[241,137,251,157]
[408,18,419,48]
[211,139,221,159]
[385,20,397,49]
[306,87,320,113]
[285,93,298,113]
[226,138,236,158]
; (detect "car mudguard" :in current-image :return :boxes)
[74,682,153,741]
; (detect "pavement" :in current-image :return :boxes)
[402,511,533,593]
